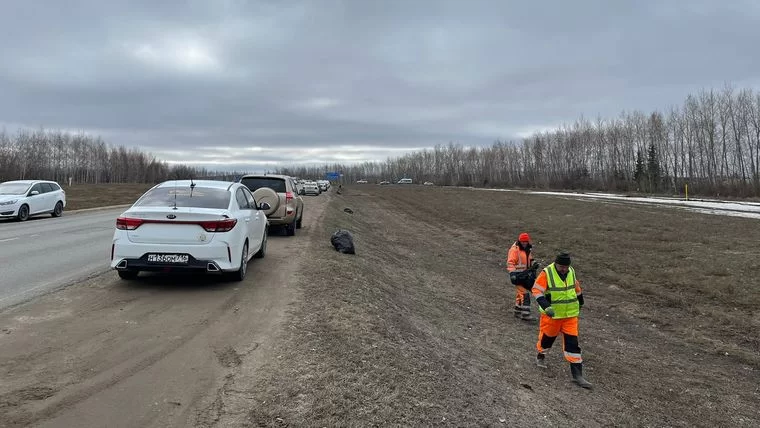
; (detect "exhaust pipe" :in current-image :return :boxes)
[206,263,220,272]
[116,260,128,269]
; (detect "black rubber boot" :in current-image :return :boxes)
[570,363,592,389]
[536,353,547,368]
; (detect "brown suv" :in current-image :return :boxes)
[239,174,304,236]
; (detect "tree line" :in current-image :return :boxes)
[0,128,242,184]
[280,86,760,198]
[4,85,760,197]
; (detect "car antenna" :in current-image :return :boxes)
[173,177,178,210]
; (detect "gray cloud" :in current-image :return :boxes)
[2,0,760,170]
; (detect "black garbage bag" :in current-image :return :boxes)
[330,229,355,254]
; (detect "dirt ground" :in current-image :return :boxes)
[0,192,327,427]
[2,184,759,427]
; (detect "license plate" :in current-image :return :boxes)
[147,254,189,264]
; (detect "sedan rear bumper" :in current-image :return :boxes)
[114,253,226,273]
[111,240,242,272]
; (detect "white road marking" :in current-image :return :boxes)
[0,237,19,243]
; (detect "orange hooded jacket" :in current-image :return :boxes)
[506,242,533,273]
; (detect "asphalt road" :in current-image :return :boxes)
[0,207,126,310]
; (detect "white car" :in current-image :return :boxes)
[0,180,66,221]
[110,180,269,281]
[303,181,320,196]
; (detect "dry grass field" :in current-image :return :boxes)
[235,184,759,426]
[62,183,155,211]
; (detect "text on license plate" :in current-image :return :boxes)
[147,254,189,263]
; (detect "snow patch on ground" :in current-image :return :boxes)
[468,188,760,219]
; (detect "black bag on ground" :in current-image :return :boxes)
[330,230,355,254]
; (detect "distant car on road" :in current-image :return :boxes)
[0,180,66,221]
[317,180,330,191]
[303,181,321,196]
[423,181,435,186]
[238,174,304,236]
[356,179,368,184]
[110,180,269,281]
[397,178,413,184]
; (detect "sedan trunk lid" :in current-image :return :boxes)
[118,207,237,245]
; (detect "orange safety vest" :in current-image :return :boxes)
[506,242,533,273]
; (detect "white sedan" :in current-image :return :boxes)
[110,180,269,281]
[302,181,321,195]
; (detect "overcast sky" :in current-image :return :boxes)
[2,0,760,172]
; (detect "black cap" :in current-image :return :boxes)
[554,252,571,266]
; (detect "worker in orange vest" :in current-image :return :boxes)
[531,252,592,389]
[506,232,539,321]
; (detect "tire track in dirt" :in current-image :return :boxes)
[28,289,243,427]
[196,192,333,427]
[0,272,246,427]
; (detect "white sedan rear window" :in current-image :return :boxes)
[135,187,231,209]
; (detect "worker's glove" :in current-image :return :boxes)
[509,273,518,284]
[544,307,555,317]
[531,261,540,270]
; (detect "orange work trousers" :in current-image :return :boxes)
[536,314,582,363]
[515,285,530,306]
